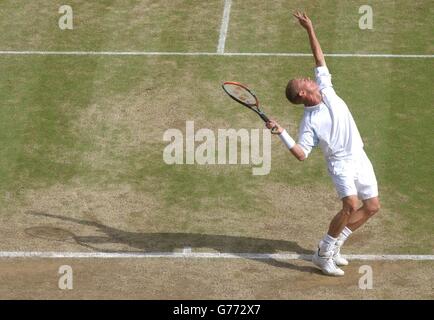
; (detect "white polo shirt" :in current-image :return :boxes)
[297,66,364,163]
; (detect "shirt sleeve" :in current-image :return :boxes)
[315,66,333,92]
[297,116,319,158]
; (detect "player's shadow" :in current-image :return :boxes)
[25,211,320,274]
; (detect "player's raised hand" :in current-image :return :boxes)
[293,11,324,66]
[293,11,313,30]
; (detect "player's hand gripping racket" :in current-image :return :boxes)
[222,81,279,133]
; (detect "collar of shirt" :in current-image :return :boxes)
[303,101,323,112]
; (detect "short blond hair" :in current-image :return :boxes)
[285,79,302,104]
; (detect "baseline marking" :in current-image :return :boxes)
[217,0,233,54]
[0,51,432,58]
[0,251,433,261]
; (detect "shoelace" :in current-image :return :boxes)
[333,240,344,257]
[318,248,334,259]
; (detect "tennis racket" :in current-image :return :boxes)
[222,81,278,133]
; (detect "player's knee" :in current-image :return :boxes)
[341,209,353,217]
[368,204,380,216]
[365,200,380,216]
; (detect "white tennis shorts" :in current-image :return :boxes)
[327,151,378,200]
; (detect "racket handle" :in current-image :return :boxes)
[260,113,279,134]
[259,113,270,123]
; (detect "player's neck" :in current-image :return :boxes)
[304,97,322,107]
[304,92,322,107]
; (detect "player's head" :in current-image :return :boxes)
[285,78,321,106]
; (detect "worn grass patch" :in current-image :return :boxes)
[0,259,433,299]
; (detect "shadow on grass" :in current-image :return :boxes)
[25,211,321,275]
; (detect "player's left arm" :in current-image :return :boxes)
[293,12,325,67]
[294,12,336,95]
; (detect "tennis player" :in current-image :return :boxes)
[266,12,380,276]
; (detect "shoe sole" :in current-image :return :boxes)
[334,259,349,267]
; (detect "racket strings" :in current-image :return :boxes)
[223,84,257,106]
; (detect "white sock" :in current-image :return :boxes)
[319,234,337,254]
[339,227,353,243]
[323,234,337,245]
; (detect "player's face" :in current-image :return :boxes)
[298,77,319,93]
[293,78,321,106]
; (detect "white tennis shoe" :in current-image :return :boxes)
[312,247,345,277]
[333,239,349,266]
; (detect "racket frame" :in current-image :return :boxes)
[222,81,270,123]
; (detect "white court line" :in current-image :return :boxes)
[183,247,192,254]
[0,251,433,261]
[0,51,433,58]
[217,0,233,54]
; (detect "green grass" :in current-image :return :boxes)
[0,1,432,253]
[0,0,222,51]
[228,0,434,54]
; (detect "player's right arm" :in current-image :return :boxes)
[266,120,308,161]
[293,12,325,67]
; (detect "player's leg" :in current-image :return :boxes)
[326,196,359,267]
[319,170,360,269]
[346,196,380,231]
[331,197,380,266]
[312,194,358,276]
[327,195,359,237]
[340,152,379,235]
[333,153,379,265]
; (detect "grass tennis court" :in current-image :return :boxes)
[0,0,432,299]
